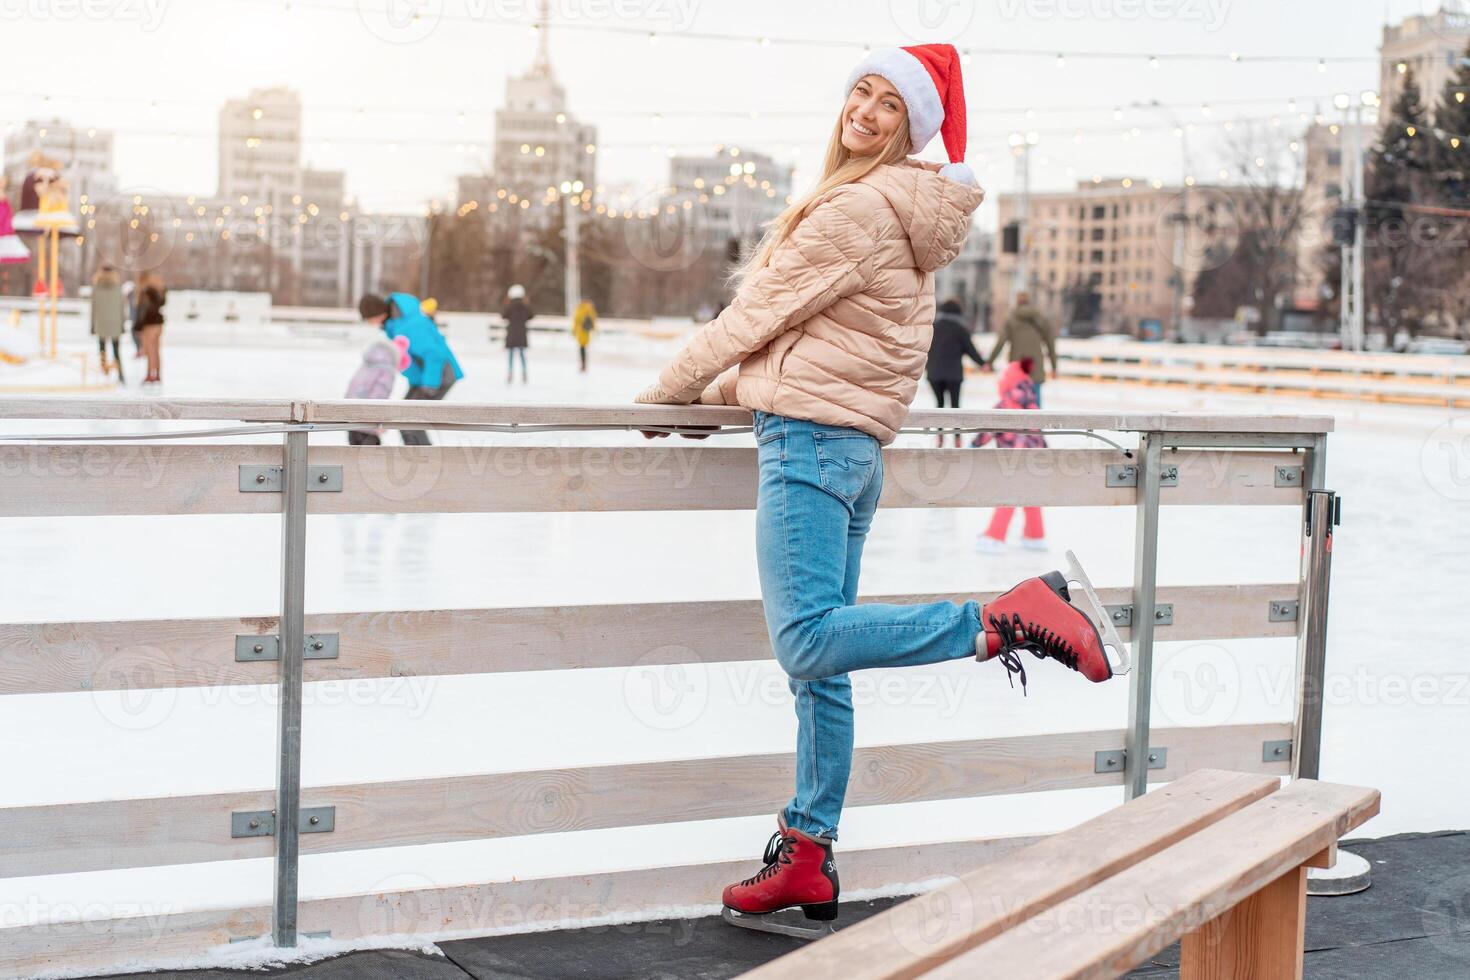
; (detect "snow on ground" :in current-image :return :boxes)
[1,316,1467,933]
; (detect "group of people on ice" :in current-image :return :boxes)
[349,285,599,444]
[84,266,168,385]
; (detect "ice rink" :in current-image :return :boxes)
[2,319,1466,931]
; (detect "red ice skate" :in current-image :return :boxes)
[721,816,839,939]
[980,551,1125,690]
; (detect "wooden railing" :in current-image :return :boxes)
[1048,337,1470,408]
[0,398,1337,978]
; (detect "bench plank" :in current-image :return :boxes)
[743,769,1278,980]
[918,778,1379,980]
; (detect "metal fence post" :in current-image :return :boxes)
[272,429,308,947]
[1292,488,1337,782]
[1124,433,1162,801]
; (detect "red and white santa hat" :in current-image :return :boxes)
[844,43,974,186]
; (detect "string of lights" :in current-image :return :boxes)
[0,88,1359,121]
[221,0,1381,66]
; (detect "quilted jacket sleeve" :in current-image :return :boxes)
[636,188,879,404]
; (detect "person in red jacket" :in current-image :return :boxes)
[973,357,1047,553]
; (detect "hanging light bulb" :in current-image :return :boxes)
[1055,53,1066,69]
[1148,55,1160,69]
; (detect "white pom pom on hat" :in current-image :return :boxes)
[844,43,975,185]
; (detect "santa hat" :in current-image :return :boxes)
[844,43,975,186]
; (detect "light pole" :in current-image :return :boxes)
[1334,90,1377,353]
[1008,130,1039,302]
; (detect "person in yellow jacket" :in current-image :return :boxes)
[572,299,596,372]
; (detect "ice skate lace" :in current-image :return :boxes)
[987,611,1081,695]
[741,831,797,886]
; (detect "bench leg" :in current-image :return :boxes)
[1180,864,1307,980]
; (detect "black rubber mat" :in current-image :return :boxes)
[65,830,1470,980]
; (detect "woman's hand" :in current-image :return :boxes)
[634,383,714,440]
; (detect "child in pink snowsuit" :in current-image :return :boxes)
[973,357,1046,552]
[345,335,410,446]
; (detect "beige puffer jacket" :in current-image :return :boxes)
[634,159,985,444]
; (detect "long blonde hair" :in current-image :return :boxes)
[736,100,911,283]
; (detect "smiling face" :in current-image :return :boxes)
[840,74,908,157]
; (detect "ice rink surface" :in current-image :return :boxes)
[2,319,1466,927]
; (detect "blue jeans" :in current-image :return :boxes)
[753,411,984,840]
[507,347,527,378]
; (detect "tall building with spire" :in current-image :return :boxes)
[489,15,597,216]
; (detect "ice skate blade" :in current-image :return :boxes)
[721,906,836,940]
[1064,549,1131,676]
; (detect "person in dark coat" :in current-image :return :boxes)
[501,284,532,383]
[925,297,986,446]
[989,292,1058,406]
[134,272,166,385]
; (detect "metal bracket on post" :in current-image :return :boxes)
[1124,433,1164,802]
[1269,600,1299,623]
[1263,739,1293,763]
[240,464,342,493]
[1095,748,1167,774]
[1274,465,1303,488]
[1104,603,1173,628]
[1106,462,1178,488]
[231,806,337,839]
[235,634,340,662]
[271,430,309,949]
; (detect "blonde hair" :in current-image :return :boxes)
[735,96,911,283]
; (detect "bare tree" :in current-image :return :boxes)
[1204,121,1308,333]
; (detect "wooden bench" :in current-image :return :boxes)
[744,769,1379,980]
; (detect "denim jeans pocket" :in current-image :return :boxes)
[755,412,785,446]
[813,431,878,503]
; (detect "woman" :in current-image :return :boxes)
[501,284,532,383]
[134,272,166,385]
[634,43,1115,932]
[89,265,127,383]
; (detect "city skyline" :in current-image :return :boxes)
[2,0,1433,221]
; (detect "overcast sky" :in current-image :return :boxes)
[1,0,1449,223]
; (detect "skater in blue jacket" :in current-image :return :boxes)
[358,292,464,446]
